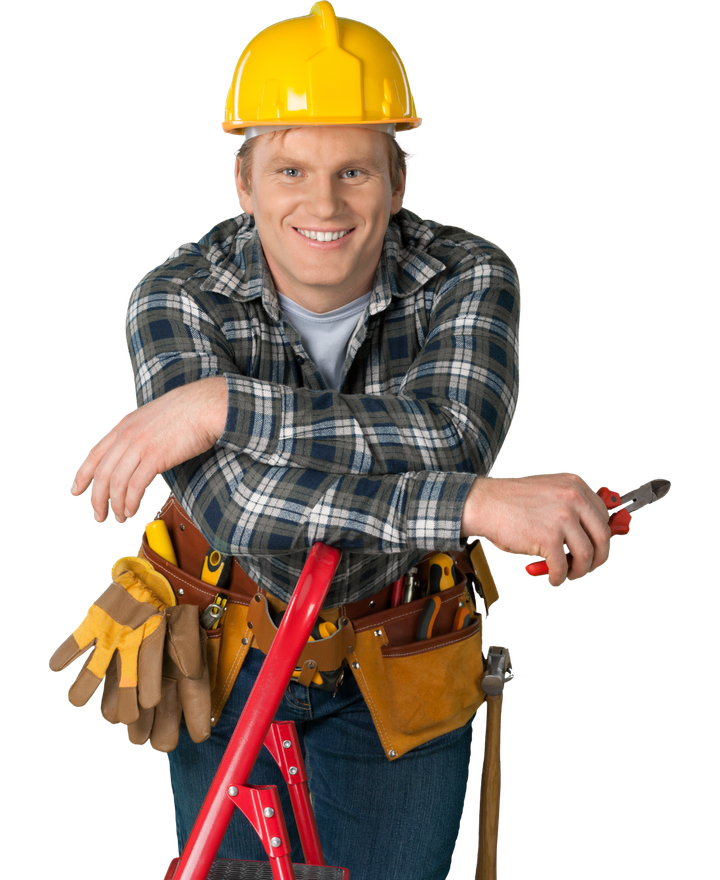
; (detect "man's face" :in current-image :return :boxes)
[235,126,405,312]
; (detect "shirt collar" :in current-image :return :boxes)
[199,210,446,321]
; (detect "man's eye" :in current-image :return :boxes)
[342,169,362,179]
[282,169,300,178]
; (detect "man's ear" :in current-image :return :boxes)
[390,168,406,215]
[234,157,253,215]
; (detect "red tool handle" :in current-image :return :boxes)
[525,487,631,576]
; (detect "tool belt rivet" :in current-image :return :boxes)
[241,638,248,646]
[352,662,359,669]
[388,750,397,758]
[177,589,184,596]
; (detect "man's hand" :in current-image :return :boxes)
[461,474,612,586]
[71,378,227,523]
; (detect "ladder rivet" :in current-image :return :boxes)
[282,740,292,749]
[228,786,238,796]
[264,808,275,818]
[289,766,298,775]
[270,837,282,848]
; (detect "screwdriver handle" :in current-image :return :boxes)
[525,487,632,576]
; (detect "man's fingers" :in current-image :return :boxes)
[545,546,570,586]
[72,426,158,524]
[106,448,146,522]
[73,434,114,497]
[556,495,612,581]
[90,442,140,523]
[72,429,120,498]
[122,460,161,519]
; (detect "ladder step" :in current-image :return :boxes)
[206,860,347,879]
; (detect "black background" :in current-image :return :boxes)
[45,6,684,880]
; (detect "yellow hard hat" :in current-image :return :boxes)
[223,1,421,135]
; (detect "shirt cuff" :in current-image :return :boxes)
[401,471,477,550]
[219,373,287,457]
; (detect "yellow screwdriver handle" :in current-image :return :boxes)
[145,520,178,567]
[428,553,457,592]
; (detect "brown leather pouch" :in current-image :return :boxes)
[139,495,259,725]
[345,554,489,761]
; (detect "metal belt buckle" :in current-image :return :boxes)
[315,665,346,695]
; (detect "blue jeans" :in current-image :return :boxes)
[169,646,474,880]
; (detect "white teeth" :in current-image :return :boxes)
[298,229,349,241]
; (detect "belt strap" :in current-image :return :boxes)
[153,495,496,619]
[247,593,356,675]
[141,499,413,695]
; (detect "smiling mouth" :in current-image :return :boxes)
[295,228,353,242]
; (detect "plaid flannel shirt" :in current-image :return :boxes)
[127,208,519,605]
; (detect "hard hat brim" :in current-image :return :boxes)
[222,117,422,135]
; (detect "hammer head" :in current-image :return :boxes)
[481,646,513,696]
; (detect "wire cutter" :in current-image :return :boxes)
[526,478,671,576]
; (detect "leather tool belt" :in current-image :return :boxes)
[141,494,499,760]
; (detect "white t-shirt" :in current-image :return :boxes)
[277,291,371,391]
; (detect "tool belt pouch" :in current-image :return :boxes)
[139,495,257,726]
[348,554,487,761]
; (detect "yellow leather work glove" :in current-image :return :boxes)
[49,557,176,724]
[101,604,211,752]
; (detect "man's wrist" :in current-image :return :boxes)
[198,376,229,442]
[460,476,491,538]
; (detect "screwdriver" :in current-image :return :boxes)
[145,519,178,566]
[427,553,460,594]
[201,548,232,591]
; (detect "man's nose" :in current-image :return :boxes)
[306,177,343,218]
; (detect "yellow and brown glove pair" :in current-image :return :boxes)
[49,557,210,752]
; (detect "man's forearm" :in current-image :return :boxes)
[167,456,475,557]
[219,359,514,479]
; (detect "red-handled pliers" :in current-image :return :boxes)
[526,478,671,576]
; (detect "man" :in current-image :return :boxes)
[71,4,611,878]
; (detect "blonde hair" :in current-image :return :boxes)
[235,131,408,193]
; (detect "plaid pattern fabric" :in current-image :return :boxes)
[127,209,520,605]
